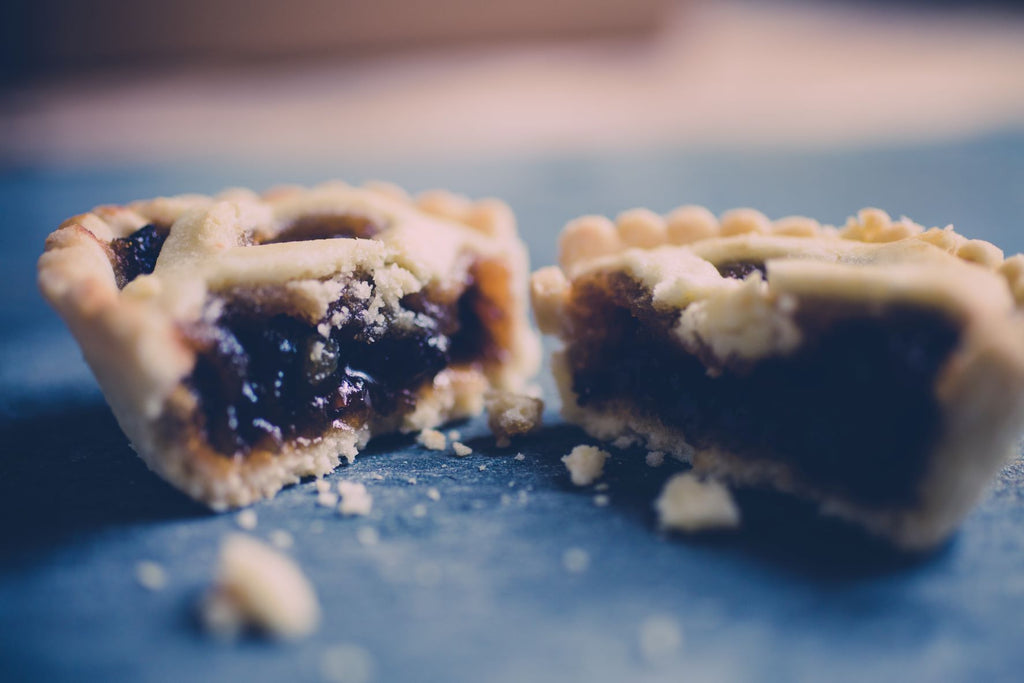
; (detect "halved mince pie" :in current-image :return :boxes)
[39,182,539,509]
[532,206,1024,550]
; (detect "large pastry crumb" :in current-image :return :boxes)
[336,481,373,516]
[416,428,447,451]
[198,534,319,640]
[562,445,610,486]
[655,474,740,532]
[485,390,544,447]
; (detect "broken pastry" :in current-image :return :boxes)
[38,182,539,509]
[532,206,1024,549]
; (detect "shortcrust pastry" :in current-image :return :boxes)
[532,207,1024,549]
[39,182,539,509]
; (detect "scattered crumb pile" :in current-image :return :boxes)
[337,481,373,517]
[416,428,447,451]
[198,534,319,640]
[655,473,740,533]
[562,445,610,486]
[486,390,544,447]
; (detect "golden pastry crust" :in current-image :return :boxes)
[534,206,1024,550]
[39,181,540,509]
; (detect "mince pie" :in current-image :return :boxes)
[532,206,1024,549]
[39,182,539,508]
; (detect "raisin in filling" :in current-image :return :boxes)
[188,278,494,456]
[568,273,961,507]
[110,224,168,288]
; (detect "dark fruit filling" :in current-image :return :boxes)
[568,273,961,507]
[715,261,767,280]
[187,277,496,456]
[110,224,168,288]
[266,214,382,243]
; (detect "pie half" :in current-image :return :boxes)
[532,207,1024,549]
[39,182,539,509]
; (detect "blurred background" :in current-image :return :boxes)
[2,0,1023,167]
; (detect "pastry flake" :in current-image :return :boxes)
[533,206,1024,549]
[39,182,539,509]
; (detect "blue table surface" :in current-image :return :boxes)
[2,135,1024,682]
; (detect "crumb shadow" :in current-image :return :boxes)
[0,401,209,566]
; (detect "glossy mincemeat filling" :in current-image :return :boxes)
[186,281,497,456]
[110,224,168,287]
[567,272,961,507]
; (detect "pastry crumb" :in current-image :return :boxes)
[236,509,258,530]
[269,530,294,549]
[514,453,526,461]
[135,561,167,591]
[317,491,339,508]
[321,643,375,683]
[447,429,462,441]
[406,476,418,485]
[426,487,441,501]
[655,473,740,532]
[593,494,610,507]
[452,441,473,457]
[639,615,683,662]
[416,428,447,451]
[612,435,637,449]
[337,481,373,517]
[562,547,590,573]
[198,534,319,640]
[486,390,544,447]
[645,451,666,468]
[562,445,610,486]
